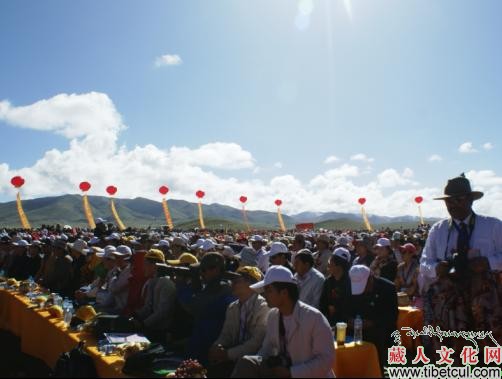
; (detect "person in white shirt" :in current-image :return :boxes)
[419,174,502,293]
[293,250,325,309]
[99,245,132,314]
[420,174,502,349]
[209,266,270,377]
[249,235,270,274]
[314,234,332,277]
[232,266,335,378]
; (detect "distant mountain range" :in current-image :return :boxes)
[0,195,439,230]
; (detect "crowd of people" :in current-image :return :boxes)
[0,174,501,377]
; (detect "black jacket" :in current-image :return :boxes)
[319,274,352,326]
[350,276,398,355]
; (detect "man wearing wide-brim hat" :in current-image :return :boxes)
[419,173,502,293]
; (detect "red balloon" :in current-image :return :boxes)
[106,186,118,196]
[196,190,205,199]
[159,186,169,195]
[240,196,248,204]
[415,196,424,204]
[11,176,25,188]
[275,199,282,207]
[358,198,366,205]
[79,182,91,192]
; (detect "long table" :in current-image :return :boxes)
[333,341,382,378]
[0,288,424,378]
[398,306,424,351]
[0,289,126,378]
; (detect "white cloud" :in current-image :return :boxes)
[0,92,124,155]
[350,153,375,163]
[324,155,340,164]
[170,143,255,170]
[377,168,417,188]
[2,92,502,219]
[458,142,478,154]
[428,154,443,162]
[274,162,283,169]
[155,54,182,67]
[483,142,494,151]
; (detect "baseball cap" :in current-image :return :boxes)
[236,266,263,284]
[145,249,165,263]
[218,246,236,258]
[399,243,417,255]
[12,240,31,247]
[190,239,205,251]
[250,265,297,292]
[166,253,199,266]
[153,240,170,249]
[236,247,259,267]
[349,265,371,295]
[95,218,107,224]
[171,237,186,248]
[96,245,117,259]
[392,232,402,241]
[374,238,391,248]
[336,236,350,247]
[112,245,132,257]
[105,233,122,241]
[88,237,101,245]
[68,239,91,256]
[333,247,351,263]
[249,235,263,243]
[265,242,289,258]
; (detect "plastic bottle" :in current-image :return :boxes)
[354,315,363,344]
[64,303,74,326]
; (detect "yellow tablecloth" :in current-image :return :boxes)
[333,342,382,378]
[0,289,126,378]
[398,306,424,351]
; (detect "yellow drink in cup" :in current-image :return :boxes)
[336,322,347,346]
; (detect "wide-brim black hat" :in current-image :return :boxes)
[434,173,484,201]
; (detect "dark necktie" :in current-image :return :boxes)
[457,222,469,255]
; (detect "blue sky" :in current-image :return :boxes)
[0,0,501,217]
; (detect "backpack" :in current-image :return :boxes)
[52,341,97,378]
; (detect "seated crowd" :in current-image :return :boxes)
[0,220,428,377]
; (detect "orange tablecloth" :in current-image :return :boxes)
[398,306,424,351]
[0,289,126,378]
[333,342,382,378]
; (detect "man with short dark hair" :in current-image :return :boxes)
[232,266,335,378]
[293,250,325,309]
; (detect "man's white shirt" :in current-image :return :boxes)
[419,214,502,292]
